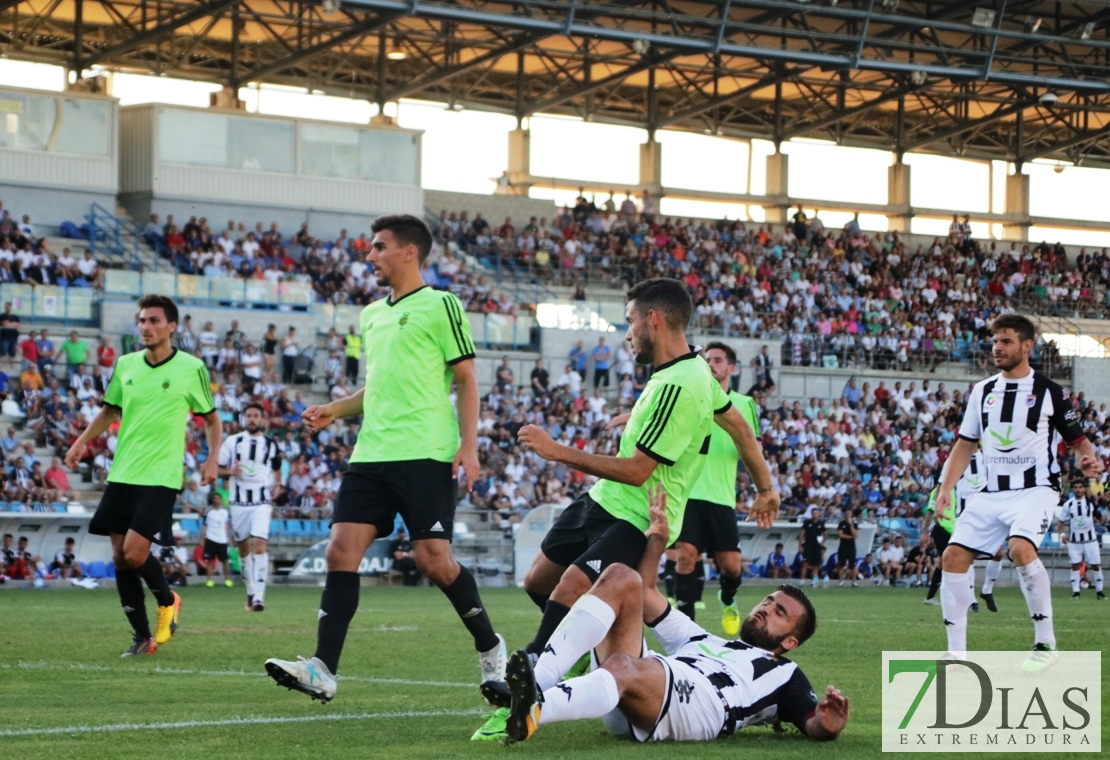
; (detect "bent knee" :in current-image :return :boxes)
[595,563,640,591]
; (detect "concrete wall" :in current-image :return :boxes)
[424,189,556,226]
[1,184,116,232]
[101,298,315,339]
[1072,357,1110,406]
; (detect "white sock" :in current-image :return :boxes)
[240,553,255,596]
[1017,559,1056,649]
[982,560,1002,594]
[940,570,973,655]
[1070,569,1081,594]
[1093,569,1104,593]
[254,552,268,604]
[538,668,620,726]
[534,595,616,692]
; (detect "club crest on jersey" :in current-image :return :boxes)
[984,394,998,407]
[1025,394,1037,407]
[399,312,409,327]
[161,380,170,390]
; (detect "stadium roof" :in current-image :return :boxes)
[6,1,1110,167]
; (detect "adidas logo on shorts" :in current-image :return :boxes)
[586,560,602,574]
[430,521,444,532]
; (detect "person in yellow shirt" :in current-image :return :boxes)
[344,324,361,384]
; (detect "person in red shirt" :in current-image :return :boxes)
[96,335,116,371]
[19,330,38,365]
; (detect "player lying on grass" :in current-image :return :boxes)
[488,486,849,744]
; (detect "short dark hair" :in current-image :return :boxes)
[990,313,1036,343]
[371,214,434,263]
[3,533,11,540]
[626,277,692,331]
[137,294,179,325]
[243,402,265,416]
[777,583,817,646]
[18,535,27,542]
[704,340,737,366]
[775,542,783,549]
[65,537,74,544]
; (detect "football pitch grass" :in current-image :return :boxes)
[1,583,1106,759]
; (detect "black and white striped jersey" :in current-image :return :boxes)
[1060,496,1099,544]
[217,432,281,506]
[955,451,986,503]
[958,370,1085,493]
[649,606,818,736]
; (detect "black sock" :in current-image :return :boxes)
[662,559,676,599]
[137,553,175,607]
[719,573,742,606]
[926,567,942,600]
[694,560,705,601]
[314,571,360,674]
[675,571,697,621]
[116,567,151,638]
[440,565,499,653]
[526,589,550,611]
[524,601,571,655]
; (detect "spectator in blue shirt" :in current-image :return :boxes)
[1,426,20,456]
[592,337,611,389]
[766,542,790,579]
[841,376,862,409]
[35,329,55,374]
[857,554,876,579]
[569,340,587,378]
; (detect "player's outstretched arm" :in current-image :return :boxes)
[64,404,121,469]
[1072,437,1105,479]
[638,485,671,623]
[518,424,657,486]
[199,411,222,486]
[805,686,850,741]
[713,405,779,528]
[302,388,365,431]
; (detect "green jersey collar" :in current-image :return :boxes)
[387,285,429,307]
[144,347,178,369]
[654,350,698,373]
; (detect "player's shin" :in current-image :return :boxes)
[538,668,620,725]
[117,567,152,638]
[254,552,269,604]
[533,594,616,692]
[1092,568,1104,593]
[138,553,175,607]
[982,559,1002,594]
[718,572,741,606]
[1070,569,1081,594]
[240,553,255,596]
[314,571,360,674]
[442,564,499,652]
[1016,559,1055,648]
[940,570,972,655]
[674,571,698,620]
[524,601,572,656]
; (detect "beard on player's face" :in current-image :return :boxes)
[740,613,790,651]
[246,421,261,433]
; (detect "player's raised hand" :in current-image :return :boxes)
[1079,454,1104,479]
[63,440,86,470]
[749,489,780,529]
[645,484,669,541]
[453,444,480,493]
[518,424,560,460]
[301,404,334,433]
[814,685,850,736]
[605,413,631,431]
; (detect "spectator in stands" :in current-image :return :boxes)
[34,329,55,374]
[344,324,360,383]
[60,330,88,382]
[11,535,40,579]
[48,537,83,580]
[281,326,299,384]
[569,339,587,379]
[0,302,20,361]
[95,335,115,378]
[876,537,904,587]
[76,250,100,287]
[19,329,38,367]
[389,527,420,586]
[262,324,278,376]
[530,359,549,395]
[592,336,611,388]
[199,321,219,368]
[159,537,189,587]
[766,543,790,579]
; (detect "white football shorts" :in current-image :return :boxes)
[1066,541,1102,566]
[230,505,273,542]
[949,487,1056,556]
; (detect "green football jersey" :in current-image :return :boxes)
[103,349,215,490]
[688,391,760,508]
[925,486,956,534]
[589,351,730,544]
[351,286,475,464]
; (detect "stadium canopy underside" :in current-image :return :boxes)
[6,0,1110,167]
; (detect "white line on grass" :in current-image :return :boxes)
[0,709,479,738]
[10,661,476,688]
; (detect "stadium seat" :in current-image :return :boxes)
[0,501,9,512]
[87,562,107,578]
[105,562,116,578]
[310,520,328,538]
[179,518,201,536]
[269,519,285,538]
[52,503,66,513]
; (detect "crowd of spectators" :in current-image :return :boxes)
[0,201,103,288]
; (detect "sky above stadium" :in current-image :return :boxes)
[2,59,1108,248]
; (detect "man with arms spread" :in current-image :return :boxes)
[672,341,761,634]
[498,487,848,744]
[936,314,1103,670]
[265,214,506,702]
[217,403,282,611]
[474,279,778,739]
[66,294,220,656]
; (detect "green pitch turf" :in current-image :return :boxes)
[0,583,1106,759]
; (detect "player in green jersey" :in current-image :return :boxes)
[265,215,505,704]
[66,294,221,657]
[474,279,779,731]
[674,341,764,636]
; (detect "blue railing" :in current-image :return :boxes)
[84,203,157,272]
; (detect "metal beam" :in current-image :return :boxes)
[901,98,1040,153]
[525,50,682,116]
[780,83,916,141]
[381,31,545,102]
[83,0,238,67]
[1022,122,1110,163]
[233,10,404,85]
